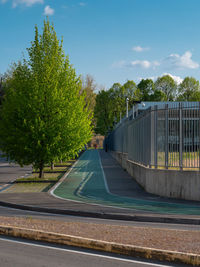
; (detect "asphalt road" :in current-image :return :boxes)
[0,159,31,189]
[0,153,198,266]
[1,205,200,231]
[0,152,200,231]
[0,236,191,267]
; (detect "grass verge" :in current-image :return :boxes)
[1,183,53,193]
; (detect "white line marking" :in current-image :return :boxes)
[97,150,111,193]
[0,237,172,267]
[50,154,82,197]
[49,150,149,212]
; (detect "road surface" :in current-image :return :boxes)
[0,236,191,267]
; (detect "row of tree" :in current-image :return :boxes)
[0,19,93,178]
[94,75,200,135]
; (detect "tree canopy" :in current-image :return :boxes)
[177,77,200,101]
[94,80,138,135]
[137,79,155,101]
[154,75,177,101]
[0,19,92,178]
[94,74,200,135]
[81,74,96,127]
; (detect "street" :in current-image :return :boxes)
[0,159,32,192]
[0,153,199,266]
[0,236,191,267]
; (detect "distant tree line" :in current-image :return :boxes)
[94,75,200,135]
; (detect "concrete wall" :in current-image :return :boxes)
[111,151,200,201]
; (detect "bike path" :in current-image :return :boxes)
[53,149,200,215]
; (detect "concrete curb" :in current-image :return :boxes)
[0,225,199,266]
[0,199,200,225]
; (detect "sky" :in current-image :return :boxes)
[1,0,200,90]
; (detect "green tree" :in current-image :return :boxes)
[94,89,113,135]
[110,80,138,120]
[0,75,3,104]
[137,79,155,101]
[177,77,200,101]
[154,75,177,101]
[94,80,138,135]
[0,19,92,178]
[81,74,96,127]
[0,72,8,105]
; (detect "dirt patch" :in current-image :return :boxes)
[0,216,200,254]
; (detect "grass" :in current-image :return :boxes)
[33,166,68,173]
[55,161,75,166]
[16,170,65,182]
[157,151,200,169]
[18,159,75,182]
[151,166,200,171]
[2,182,53,193]
[2,157,77,193]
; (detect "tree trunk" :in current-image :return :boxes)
[39,162,44,178]
[51,161,54,170]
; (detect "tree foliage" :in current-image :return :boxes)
[0,19,92,178]
[94,80,138,135]
[81,74,96,126]
[94,74,200,136]
[137,79,155,101]
[94,89,113,135]
[177,77,200,101]
[154,75,177,101]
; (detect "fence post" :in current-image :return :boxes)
[154,105,158,169]
[179,102,183,170]
[165,104,169,169]
[149,107,152,168]
[199,102,200,170]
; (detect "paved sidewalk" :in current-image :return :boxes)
[53,149,200,215]
[0,150,200,223]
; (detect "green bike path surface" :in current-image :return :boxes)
[53,150,200,215]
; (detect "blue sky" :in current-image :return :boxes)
[1,0,200,90]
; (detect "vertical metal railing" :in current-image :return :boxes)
[105,102,200,170]
[179,103,183,170]
[154,105,158,168]
[165,104,169,169]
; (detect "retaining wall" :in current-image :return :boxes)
[111,151,200,201]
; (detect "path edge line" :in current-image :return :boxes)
[49,151,85,199]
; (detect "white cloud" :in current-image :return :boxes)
[113,50,198,71]
[112,60,126,68]
[132,46,149,52]
[12,0,43,8]
[138,73,183,85]
[162,73,183,85]
[166,51,199,69]
[128,60,160,69]
[129,60,151,68]
[43,5,54,16]
[113,59,160,69]
[79,2,86,6]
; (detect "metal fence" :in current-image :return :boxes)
[105,102,200,170]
